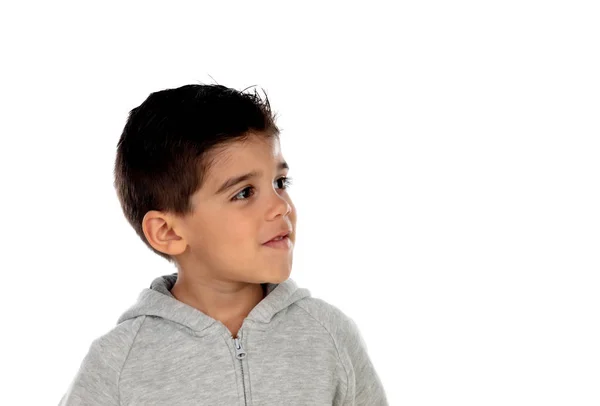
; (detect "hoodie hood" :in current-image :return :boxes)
[117,273,311,334]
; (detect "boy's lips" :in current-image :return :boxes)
[262,235,292,249]
[262,229,292,244]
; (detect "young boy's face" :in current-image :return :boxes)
[171,133,296,284]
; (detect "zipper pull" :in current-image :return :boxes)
[234,337,247,359]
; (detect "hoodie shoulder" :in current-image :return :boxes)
[292,296,367,358]
[293,297,358,337]
[58,317,146,405]
[294,297,389,405]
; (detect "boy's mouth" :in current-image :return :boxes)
[262,229,292,245]
[262,235,291,249]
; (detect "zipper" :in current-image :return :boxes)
[233,335,248,405]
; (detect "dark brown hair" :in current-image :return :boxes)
[113,84,280,262]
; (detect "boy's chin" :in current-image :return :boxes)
[259,269,292,285]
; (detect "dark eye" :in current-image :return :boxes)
[231,176,293,202]
[277,176,293,190]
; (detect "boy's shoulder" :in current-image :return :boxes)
[292,296,364,343]
[293,295,350,319]
[81,315,146,365]
[59,317,146,405]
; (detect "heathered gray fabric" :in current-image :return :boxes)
[58,273,388,405]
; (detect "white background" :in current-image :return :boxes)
[1,1,599,405]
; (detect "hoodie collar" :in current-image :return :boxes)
[117,273,311,334]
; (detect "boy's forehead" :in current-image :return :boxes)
[213,136,282,169]
[204,136,285,190]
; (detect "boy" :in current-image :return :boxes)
[58,83,388,405]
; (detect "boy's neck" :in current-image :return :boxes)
[170,273,266,337]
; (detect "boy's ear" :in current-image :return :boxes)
[142,210,187,256]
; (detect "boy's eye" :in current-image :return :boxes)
[231,176,293,202]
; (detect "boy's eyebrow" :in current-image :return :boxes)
[215,161,289,195]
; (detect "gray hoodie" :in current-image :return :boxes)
[58,273,388,405]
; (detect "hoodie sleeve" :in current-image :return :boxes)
[335,312,389,406]
[57,335,123,406]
